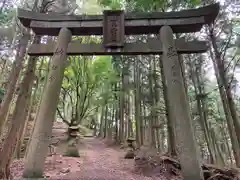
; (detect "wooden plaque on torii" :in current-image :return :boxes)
[103,10,124,48]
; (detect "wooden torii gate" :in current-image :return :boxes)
[17,3,219,179]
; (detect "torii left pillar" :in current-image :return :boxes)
[23,27,72,178]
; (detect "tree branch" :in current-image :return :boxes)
[56,107,70,125]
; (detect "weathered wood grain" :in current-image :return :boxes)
[27,39,208,56]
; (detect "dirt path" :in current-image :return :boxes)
[51,137,162,180]
[11,137,165,179]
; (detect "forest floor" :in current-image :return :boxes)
[9,123,170,180]
[7,122,239,180]
[10,137,169,180]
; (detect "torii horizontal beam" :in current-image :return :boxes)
[27,39,208,56]
[17,3,219,36]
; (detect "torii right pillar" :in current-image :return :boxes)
[160,25,203,180]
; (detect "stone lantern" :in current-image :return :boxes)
[124,137,136,159]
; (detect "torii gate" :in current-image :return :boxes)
[17,3,219,179]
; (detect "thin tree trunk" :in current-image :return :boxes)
[99,106,105,137]
[209,29,240,146]
[119,67,125,143]
[159,57,177,156]
[114,83,119,142]
[0,35,40,179]
[209,42,240,167]
[148,59,156,147]
[99,99,107,138]
[127,91,133,138]
[220,118,233,164]
[0,58,7,87]
[134,59,142,146]
[24,57,50,157]
[188,59,216,163]
[15,92,32,159]
[0,30,30,134]
[210,129,225,167]
[153,57,162,151]
[104,105,108,138]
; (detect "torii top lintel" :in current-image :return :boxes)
[17,3,219,36]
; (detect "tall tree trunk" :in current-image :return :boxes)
[127,91,133,138]
[209,34,240,167]
[148,59,156,148]
[16,76,38,159]
[0,35,40,179]
[24,57,50,157]
[119,66,125,143]
[210,129,225,167]
[23,28,72,178]
[124,61,132,139]
[159,57,177,156]
[0,30,30,134]
[98,106,105,138]
[114,83,119,142]
[134,59,142,146]
[209,28,240,146]
[107,104,114,140]
[104,105,108,138]
[153,57,162,151]
[220,117,233,164]
[188,59,216,164]
[110,105,115,139]
[15,91,32,159]
[0,58,7,87]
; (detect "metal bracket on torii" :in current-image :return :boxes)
[17,3,219,56]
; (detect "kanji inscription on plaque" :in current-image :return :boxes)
[103,10,124,48]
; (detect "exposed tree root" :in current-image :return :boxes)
[135,149,240,180]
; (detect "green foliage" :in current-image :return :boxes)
[0,8,15,25]
[183,0,201,8]
[79,124,91,135]
[125,0,167,11]
[99,0,201,12]
[98,0,122,9]
[58,41,119,126]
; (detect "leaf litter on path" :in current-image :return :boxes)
[10,137,172,180]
